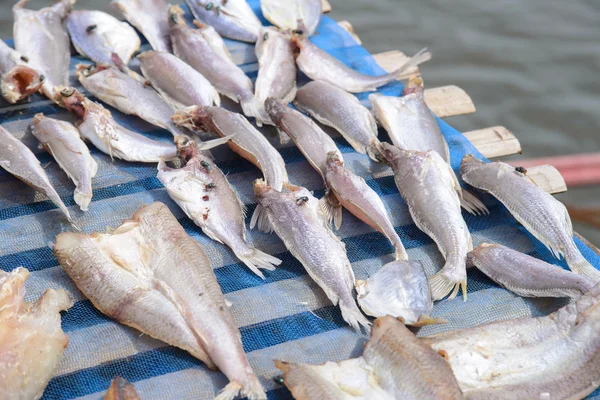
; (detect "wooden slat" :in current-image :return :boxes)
[464,126,522,159]
[528,165,567,194]
[322,0,332,13]
[338,21,362,44]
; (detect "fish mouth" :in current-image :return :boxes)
[253,178,271,197]
[1,65,43,103]
[325,151,344,166]
[55,86,87,118]
[172,106,210,132]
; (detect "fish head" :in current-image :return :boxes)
[403,75,424,96]
[468,242,501,267]
[324,151,345,173]
[172,106,213,133]
[1,65,43,104]
[174,135,199,162]
[459,154,489,179]
[376,142,404,165]
[168,5,186,28]
[264,97,290,126]
[57,86,88,119]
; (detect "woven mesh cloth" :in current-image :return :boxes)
[1,1,599,399]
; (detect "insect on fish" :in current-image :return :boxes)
[185,0,262,43]
[111,0,172,52]
[0,40,43,103]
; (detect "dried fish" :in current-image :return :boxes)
[0,40,43,103]
[265,97,342,179]
[111,0,171,52]
[380,143,472,300]
[292,36,431,93]
[67,10,141,66]
[76,64,187,137]
[423,282,600,399]
[104,377,141,400]
[252,179,370,331]
[13,0,75,101]
[261,0,322,36]
[0,124,71,220]
[185,0,262,43]
[158,136,281,278]
[53,202,267,400]
[356,261,446,326]
[461,155,600,282]
[0,267,73,400]
[468,242,594,298]
[58,87,177,163]
[255,27,296,104]
[294,80,380,161]
[31,113,98,211]
[173,105,289,191]
[169,6,271,126]
[138,51,220,109]
[321,152,407,260]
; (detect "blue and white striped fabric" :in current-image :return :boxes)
[1,1,599,399]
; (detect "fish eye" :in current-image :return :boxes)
[296,196,309,205]
[60,87,75,97]
[169,13,178,23]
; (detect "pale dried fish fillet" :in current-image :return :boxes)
[255,27,296,104]
[0,40,43,103]
[186,0,262,43]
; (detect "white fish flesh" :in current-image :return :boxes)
[261,0,322,36]
[356,261,446,326]
[104,377,141,400]
[173,105,289,191]
[13,0,75,101]
[158,136,281,278]
[275,316,464,399]
[461,155,600,282]
[322,151,407,260]
[58,87,177,163]
[53,202,267,400]
[139,51,220,109]
[292,36,431,93]
[0,124,71,220]
[294,80,380,161]
[67,10,141,66]
[111,0,171,52]
[265,97,342,179]
[185,0,262,43]
[0,40,43,103]
[255,27,296,104]
[380,143,472,300]
[76,64,187,137]
[468,242,594,298]
[252,179,370,331]
[0,267,73,400]
[423,282,600,399]
[31,113,98,211]
[169,6,271,126]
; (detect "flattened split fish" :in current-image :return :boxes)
[0,40,43,103]
[261,0,322,36]
[13,0,75,101]
[380,143,472,301]
[0,267,73,400]
[54,202,267,400]
[461,155,600,283]
[67,10,141,66]
[252,179,370,331]
[158,136,282,277]
[31,113,98,211]
[255,27,297,104]
[111,0,171,52]
[185,0,262,43]
[0,124,71,220]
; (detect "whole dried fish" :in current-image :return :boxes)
[0,124,71,220]
[76,64,187,137]
[158,137,281,278]
[321,152,407,260]
[58,87,177,163]
[53,202,267,400]
[261,0,322,36]
[0,267,73,400]
[0,40,43,103]
[67,10,141,66]
[255,27,296,104]
[461,155,600,282]
[185,0,262,43]
[31,113,98,211]
[294,80,380,161]
[292,36,431,93]
[173,105,289,191]
[139,51,220,109]
[275,316,464,399]
[380,143,472,300]
[104,377,141,400]
[423,282,600,399]
[356,261,446,326]
[169,6,271,126]
[111,0,171,52]
[265,97,342,179]
[468,242,594,298]
[13,0,74,101]
[252,179,370,331]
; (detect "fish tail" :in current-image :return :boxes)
[567,254,600,284]
[73,188,92,212]
[394,244,409,261]
[237,248,282,278]
[241,96,273,127]
[429,272,467,301]
[413,314,448,327]
[460,189,489,215]
[339,299,371,332]
[215,379,266,400]
[392,47,432,79]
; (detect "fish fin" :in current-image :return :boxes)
[240,97,273,127]
[320,191,343,230]
[196,134,235,151]
[394,245,409,261]
[429,273,467,301]
[215,379,266,400]
[74,188,92,212]
[339,299,371,333]
[412,315,448,327]
[567,256,600,283]
[236,248,281,278]
[212,90,221,107]
[250,204,274,233]
[392,48,432,80]
[460,189,489,216]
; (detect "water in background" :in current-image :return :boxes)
[1,0,599,243]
